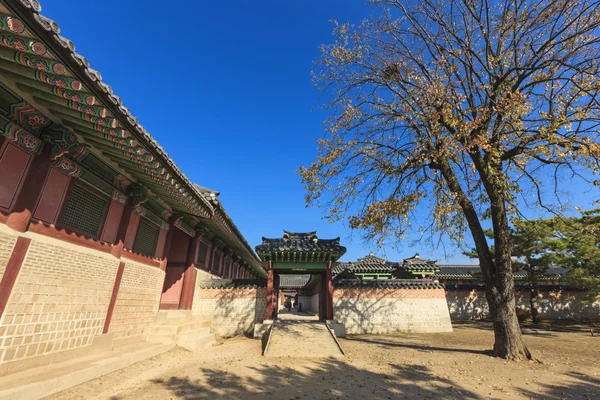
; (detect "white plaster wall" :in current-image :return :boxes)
[310,292,319,314]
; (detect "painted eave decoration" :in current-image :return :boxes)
[0,0,265,277]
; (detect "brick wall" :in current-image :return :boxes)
[0,233,119,364]
[193,285,267,337]
[446,289,600,322]
[0,231,16,281]
[108,261,164,340]
[333,287,453,334]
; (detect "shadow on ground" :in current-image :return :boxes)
[148,359,479,399]
[519,372,600,399]
[453,320,600,334]
[345,336,490,355]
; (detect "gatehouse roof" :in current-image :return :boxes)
[256,231,347,262]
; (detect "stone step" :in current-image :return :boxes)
[153,310,193,324]
[148,320,209,336]
[176,328,215,352]
[146,332,178,345]
[0,342,174,400]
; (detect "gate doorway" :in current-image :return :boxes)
[255,231,347,322]
[274,274,321,321]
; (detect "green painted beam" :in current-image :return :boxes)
[273,263,327,271]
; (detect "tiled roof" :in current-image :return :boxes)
[279,275,311,289]
[256,231,346,262]
[402,254,439,272]
[445,283,584,291]
[3,0,213,216]
[334,279,444,289]
[433,265,569,280]
[433,265,481,279]
[333,253,396,275]
[196,279,267,289]
[0,1,265,276]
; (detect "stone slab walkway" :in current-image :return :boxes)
[265,320,344,358]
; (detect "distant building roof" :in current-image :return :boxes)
[401,253,440,273]
[433,265,482,279]
[333,253,396,276]
[279,275,312,289]
[334,279,444,289]
[433,265,570,280]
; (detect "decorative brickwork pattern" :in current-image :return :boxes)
[108,262,164,339]
[333,287,452,334]
[334,287,447,299]
[0,231,17,280]
[0,238,118,364]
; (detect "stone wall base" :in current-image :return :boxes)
[0,332,137,378]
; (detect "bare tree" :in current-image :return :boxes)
[300,0,600,359]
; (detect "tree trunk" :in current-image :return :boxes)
[479,158,532,360]
[486,287,532,358]
[437,156,532,360]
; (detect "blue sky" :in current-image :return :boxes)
[39,1,597,263]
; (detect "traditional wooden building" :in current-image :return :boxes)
[333,253,440,280]
[0,0,265,374]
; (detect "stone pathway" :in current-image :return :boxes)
[265,320,344,358]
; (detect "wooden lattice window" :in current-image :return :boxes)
[197,242,209,267]
[133,219,159,257]
[224,260,231,278]
[59,184,108,237]
[212,252,222,274]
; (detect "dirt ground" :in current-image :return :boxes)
[48,322,600,400]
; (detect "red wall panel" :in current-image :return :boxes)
[100,201,124,244]
[32,168,69,224]
[167,228,190,263]
[123,213,141,250]
[0,144,31,210]
[154,226,169,260]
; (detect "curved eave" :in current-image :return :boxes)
[213,204,265,277]
[6,0,213,217]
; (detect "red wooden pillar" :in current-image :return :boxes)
[319,272,325,320]
[326,261,334,320]
[154,223,170,261]
[179,237,199,310]
[203,244,213,272]
[0,237,31,320]
[273,273,280,320]
[111,204,133,258]
[5,144,53,232]
[265,267,274,320]
[103,262,125,333]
